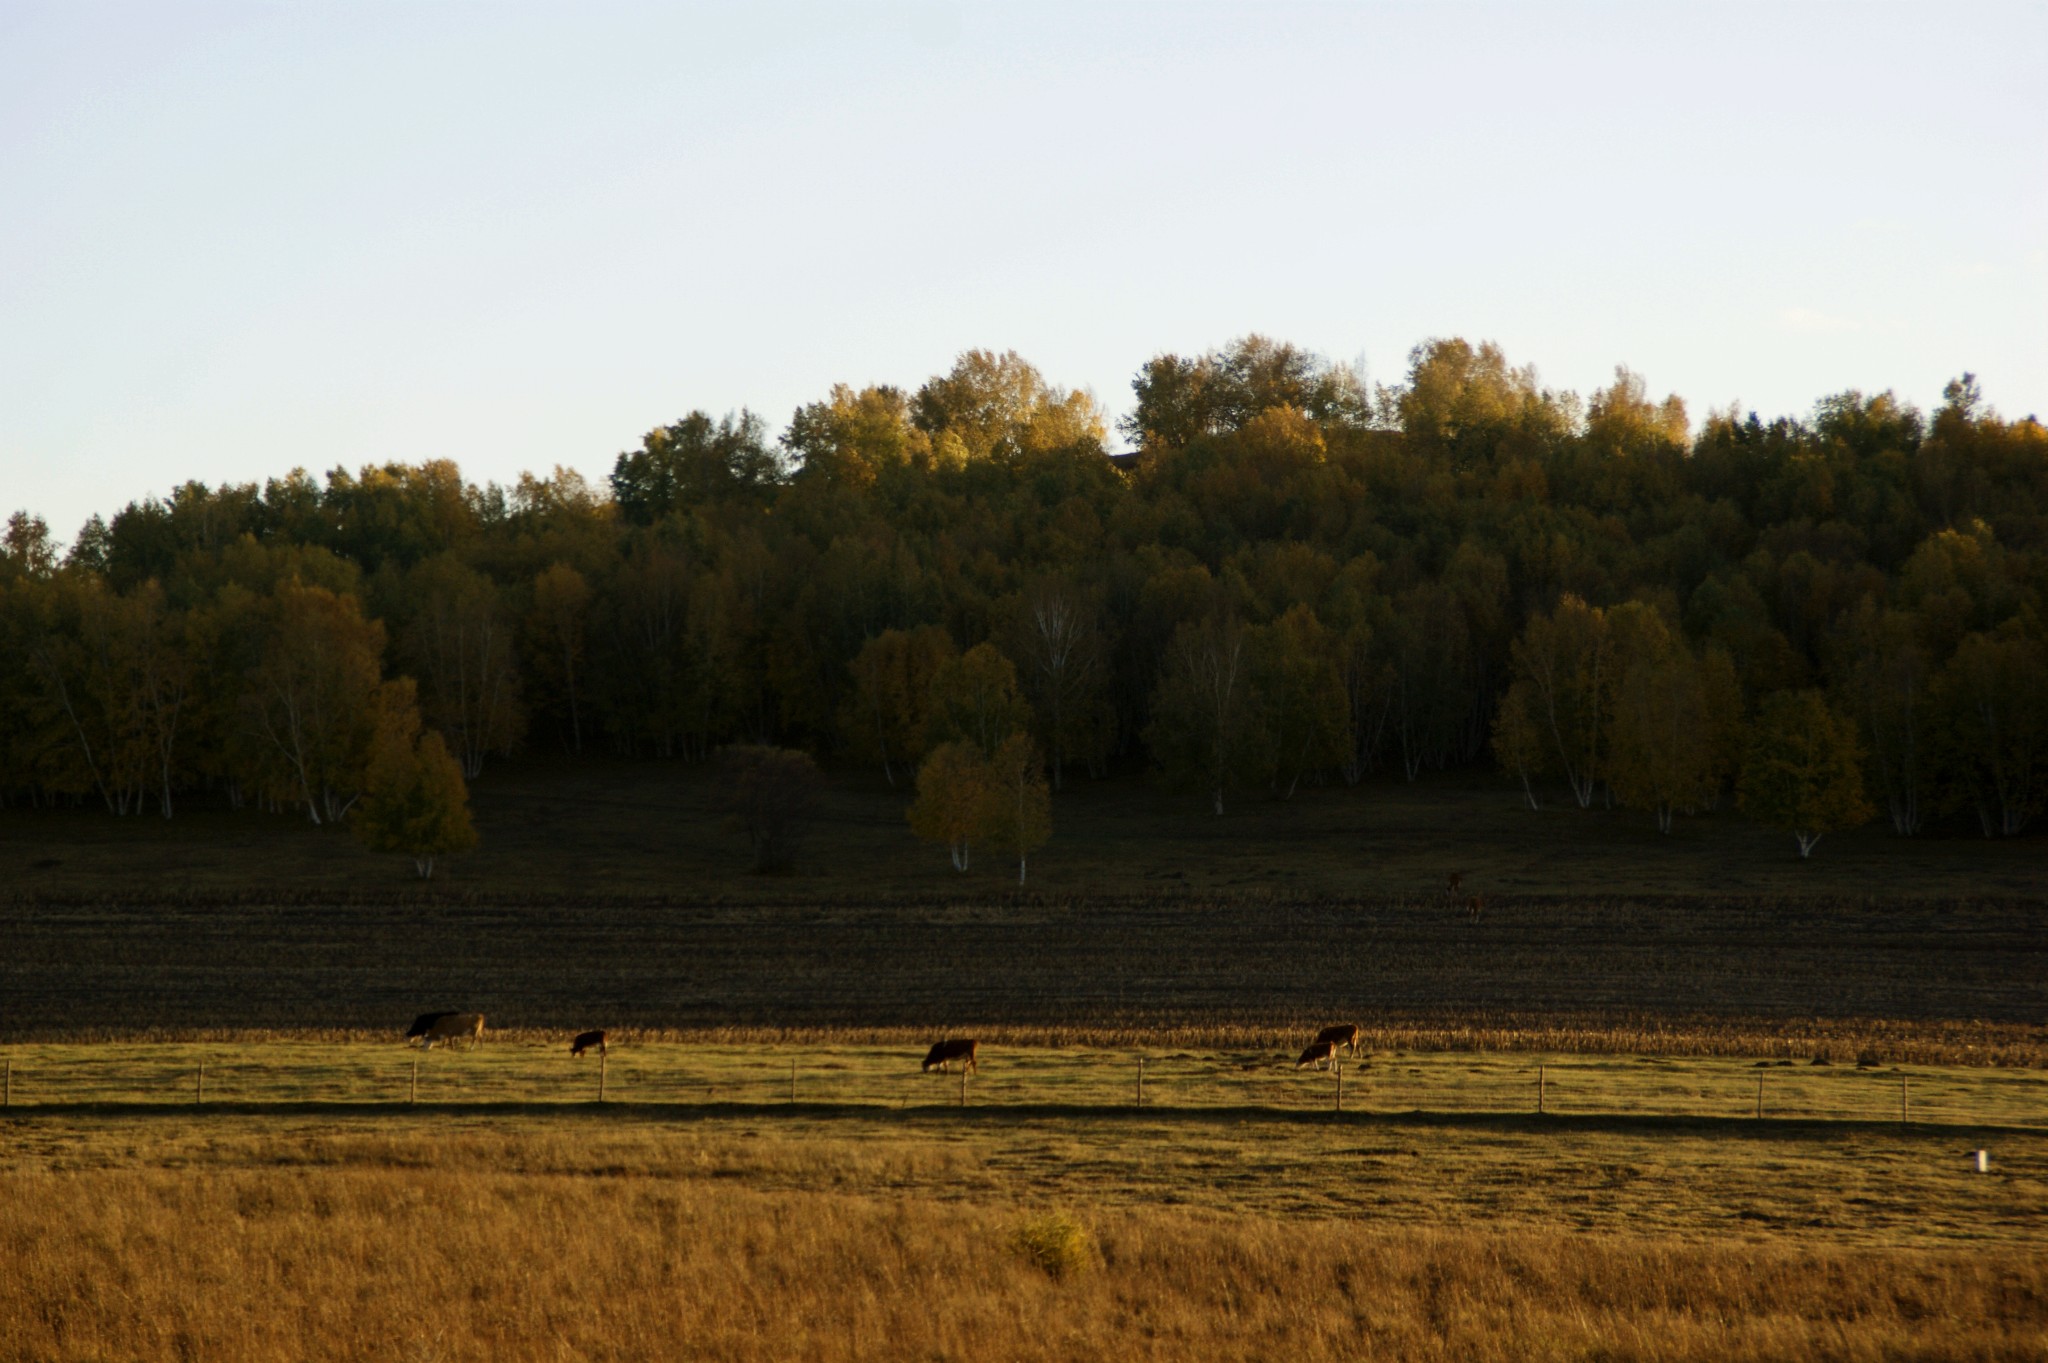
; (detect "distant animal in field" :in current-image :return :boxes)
[1446,872,1463,898]
[922,1039,979,1074]
[406,1011,458,1043]
[408,1012,485,1049]
[1296,1039,1339,1070]
[1466,893,1486,922]
[570,1029,608,1058]
[1314,1024,1362,1056]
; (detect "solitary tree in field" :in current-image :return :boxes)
[718,745,824,873]
[352,709,477,879]
[1737,690,1873,857]
[979,733,1052,884]
[908,741,990,871]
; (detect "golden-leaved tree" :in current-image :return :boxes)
[351,693,477,879]
[908,741,990,871]
[979,734,1052,885]
[1737,690,1874,858]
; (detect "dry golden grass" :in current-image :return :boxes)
[6,1097,2044,1360]
[3,1145,2044,1363]
[6,1039,2045,1131]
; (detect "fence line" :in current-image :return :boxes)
[0,1048,2041,1131]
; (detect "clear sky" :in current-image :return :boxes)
[3,1,2042,543]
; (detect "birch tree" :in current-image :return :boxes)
[400,554,524,778]
[1737,690,1874,857]
[241,584,391,824]
[979,733,1052,884]
[1145,612,1258,814]
[908,741,990,871]
[1002,577,1108,790]
[1509,595,1614,807]
[353,705,477,879]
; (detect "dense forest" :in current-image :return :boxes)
[3,337,2044,860]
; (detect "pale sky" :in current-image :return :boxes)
[3,1,2043,543]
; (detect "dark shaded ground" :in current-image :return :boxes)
[5,892,2042,1037]
[4,759,2042,1039]
[4,754,2046,905]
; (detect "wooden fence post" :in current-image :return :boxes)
[1135,1056,1144,1108]
[958,1064,966,1109]
[410,1057,419,1105]
[599,1050,609,1105]
[789,1059,796,1105]
[1900,1074,1907,1124]
[1537,1063,1545,1115]
[1755,1072,1763,1119]
[196,1063,204,1106]
[1335,1058,1343,1115]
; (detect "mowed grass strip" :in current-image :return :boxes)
[4,1039,2044,1131]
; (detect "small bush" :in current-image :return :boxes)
[1010,1211,1093,1282]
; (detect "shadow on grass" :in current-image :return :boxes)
[4,1100,2040,1140]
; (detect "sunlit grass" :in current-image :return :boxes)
[5,1038,2043,1131]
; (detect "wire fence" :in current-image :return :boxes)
[4,1044,2044,1131]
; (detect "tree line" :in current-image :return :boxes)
[2,337,2043,868]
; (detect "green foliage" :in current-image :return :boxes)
[1931,626,2048,837]
[610,412,781,522]
[1009,1211,1094,1282]
[2,338,2045,860]
[924,643,1032,757]
[1145,612,1259,815]
[351,714,478,880]
[1738,691,1875,857]
[841,626,956,785]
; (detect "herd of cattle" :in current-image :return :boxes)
[404,1013,1364,1074]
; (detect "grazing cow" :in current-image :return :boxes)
[1466,893,1486,922]
[405,1011,457,1042]
[922,1039,979,1074]
[1314,1024,1362,1056]
[570,1029,608,1058]
[1446,871,1463,898]
[410,1012,485,1049]
[1296,1039,1339,1070]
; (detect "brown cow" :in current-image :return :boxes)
[571,1029,608,1058]
[922,1039,979,1074]
[1446,871,1463,898]
[411,1012,485,1049]
[1296,1039,1339,1070]
[405,1011,457,1042]
[1314,1024,1362,1056]
[1466,893,1486,922]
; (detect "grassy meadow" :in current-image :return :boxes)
[3,1094,2045,1362]
[6,762,2045,1359]
[5,1037,2047,1127]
